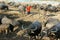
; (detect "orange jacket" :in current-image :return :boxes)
[26,6,31,12]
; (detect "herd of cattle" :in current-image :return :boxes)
[0,1,60,40]
[0,15,60,40]
[0,2,60,13]
[22,19,60,40]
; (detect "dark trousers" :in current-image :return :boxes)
[27,11,30,14]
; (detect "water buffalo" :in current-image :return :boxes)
[22,21,42,39]
[44,18,60,27]
[8,2,15,6]
[40,18,59,38]
[41,18,60,40]
[40,4,47,10]
[8,24,14,32]
[45,5,58,12]
[0,15,9,25]
[33,4,37,9]
[0,3,9,10]
[48,23,60,40]
[57,4,60,11]
[0,15,2,25]
[1,16,12,24]
[40,6,44,10]
[1,16,19,33]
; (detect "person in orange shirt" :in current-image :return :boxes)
[26,5,32,14]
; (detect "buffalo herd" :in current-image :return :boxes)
[0,2,60,13]
[21,19,60,40]
[40,4,60,12]
[0,15,60,40]
[0,2,60,40]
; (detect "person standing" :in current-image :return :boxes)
[18,5,23,13]
[26,5,32,14]
[23,5,26,14]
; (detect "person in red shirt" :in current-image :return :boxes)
[26,5,32,14]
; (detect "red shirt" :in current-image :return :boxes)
[26,6,31,12]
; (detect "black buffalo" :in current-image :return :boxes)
[0,3,9,10]
[45,4,58,12]
[8,24,14,32]
[41,22,60,40]
[22,21,42,39]
[40,18,60,40]
[48,23,60,40]
[40,6,44,10]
